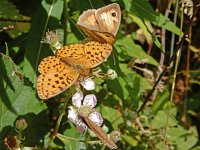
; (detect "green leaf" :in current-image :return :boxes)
[0,0,22,19]
[152,88,170,113]
[106,62,152,109]
[69,0,105,11]
[98,105,123,129]
[61,128,85,150]
[119,63,152,95]
[128,14,162,50]
[115,37,158,66]
[0,0,31,37]
[124,0,182,35]
[150,107,178,129]
[0,54,47,148]
[23,0,63,85]
[122,134,138,147]
[167,127,198,150]
[191,146,200,150]
[124,0,182,36]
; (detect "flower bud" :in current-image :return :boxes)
[110,130,121,142]
[15,118,28,131]
[81,78,95,90]
[107,69,117,80]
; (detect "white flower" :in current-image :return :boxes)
[81,78,95,90]
[83,94,97,108]
[88,111,103,126]
[67,107,79,124]
[68,93,103,133]
[76,120,88,133]
[72,91,83,108]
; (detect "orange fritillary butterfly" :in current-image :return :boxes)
[37,41,112,100]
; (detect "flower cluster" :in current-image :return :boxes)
[68,68,118,131]
[68,92,103,133]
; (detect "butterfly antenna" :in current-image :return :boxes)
[88,0,94,8]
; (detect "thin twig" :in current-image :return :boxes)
[182,25,192,126]
[170,0,179,61]
[0,25,14,32]
[56,133,103,145]
[135,117,150,134]
[162,1,180,149]
[151,0,173,100]
[63,0,68,45]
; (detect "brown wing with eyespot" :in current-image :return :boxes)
[77,9,100,31]
[95,3,121,36]
[77,3,121,36]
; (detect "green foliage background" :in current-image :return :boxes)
[0,0,200,149]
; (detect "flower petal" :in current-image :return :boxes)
[67,108,79,124]
[72,91,83,108]
[83,94,97,108]
[81,78,95,90]
[88,111,103,126]
[76,120,88,133]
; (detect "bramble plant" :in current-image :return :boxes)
[0,0,200,150]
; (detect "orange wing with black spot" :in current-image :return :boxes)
[37,56,79,100]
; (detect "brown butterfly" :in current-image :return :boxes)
[77,3,121,45]
[84,117,118,149]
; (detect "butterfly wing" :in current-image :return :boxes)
[77,25,116,45]
[56,41,112,69]
[77,3,120,45]
[77,9,100,31]
[77,3,121,36]
[56,43,86,67]
[37,56,79,100]
[82,41,113,68]
[38,56,65,74]
[95,3,121,36]
[84,117,118,149]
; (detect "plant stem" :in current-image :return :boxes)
[44,96,70,149]
[182,25,192,126]
[63,0,68,45]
